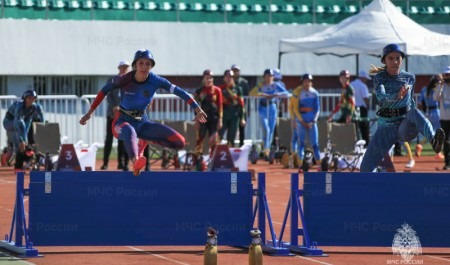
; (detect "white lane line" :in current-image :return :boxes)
[126,246,191,265]
[0,251,36,265]
[272,221,290,227]
[426,255,450,262]
[296,255,334,265]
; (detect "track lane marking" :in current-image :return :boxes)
[0,251,36,265]
[296,255,334,265]
[126,246,191,265]
[426,255,450,262]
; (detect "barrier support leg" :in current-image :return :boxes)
[279,173,327,256]
[252,172,291,256]
[0,172,39,257]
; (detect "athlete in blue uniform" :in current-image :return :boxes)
[250,69,290,155]
[415,75,443,157]
[360,44,445,172]
[3,90,44,171]
[290,74,321,167]
[79,49,207,175]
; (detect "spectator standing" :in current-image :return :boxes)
[350,70,371,146]
[231,64,249,147]
[433,66,450,170]
[271,68,287,149]
[328,70,355,124]
[289,73,320,170]
[194,69,223,155]
[101,60,131,171]
[416,74,443,159]
[219,69,245,147]
[249,69,290,157]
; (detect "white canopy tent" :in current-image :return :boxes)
[278,0,450,71]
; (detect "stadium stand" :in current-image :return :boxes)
[0,0,449,24]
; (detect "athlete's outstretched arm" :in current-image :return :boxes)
[158,76,207,123]
[79,74,127,125]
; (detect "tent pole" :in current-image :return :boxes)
[405,56,408,72]
[356,54,359,75]
[278,52,282,69]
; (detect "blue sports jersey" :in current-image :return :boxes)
[373,70,416,125]
[94,71,198,112]
[419,86,439,110]
[298,88,320,123]
[257,82,290,106]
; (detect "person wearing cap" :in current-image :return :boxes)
[100,60,131,171]
[433,66,450,170]
[3,90,44,172]
[231,64,249,147]
[272,68,287,148]
[289,73,321,170]
[415,74,443,159]
[249,69,290,157]
[327,70,355,124]
[350,70,372,147]
[360,44,445,172]
[193,69,223,155]
[80,49,207,176]
[273,68,286,88]
[219,69,245,147]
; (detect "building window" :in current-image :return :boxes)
[0,76,6,95]
[33,76,48,96]
[32,76,95,96]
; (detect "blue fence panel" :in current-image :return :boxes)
[29,171,253,246]
[303,172,450,247]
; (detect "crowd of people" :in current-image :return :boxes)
[4,45,449,173]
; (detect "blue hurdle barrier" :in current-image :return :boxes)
[303,172,450,247]
[0,171,292,257]
[276,173,326,256]
[252,173,291,256]
[1,171,252,256]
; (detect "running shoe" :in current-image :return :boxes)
[431,128,445,153]
[133,156,146,176]
[405,159,415,168]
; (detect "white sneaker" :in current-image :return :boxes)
[405,160,415,168]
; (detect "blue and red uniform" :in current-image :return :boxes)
[89,70,199,159]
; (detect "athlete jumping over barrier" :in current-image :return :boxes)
[360,44,445,172]
[79,49,207,176]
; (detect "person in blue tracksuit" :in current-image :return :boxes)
[80,49,207,176]
[415,74,443,157]
[360,44,445,172]
[249,69,290,156]
[3,90,44,171]
[290,73,320,166]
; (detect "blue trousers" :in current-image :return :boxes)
[296,120,321,161]
[291,127,298,153]
[428,110,441,131]
[360,109,434,172]
[258,104,277,150]
[2,119,30,151]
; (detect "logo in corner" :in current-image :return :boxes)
[392,223,422,262]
